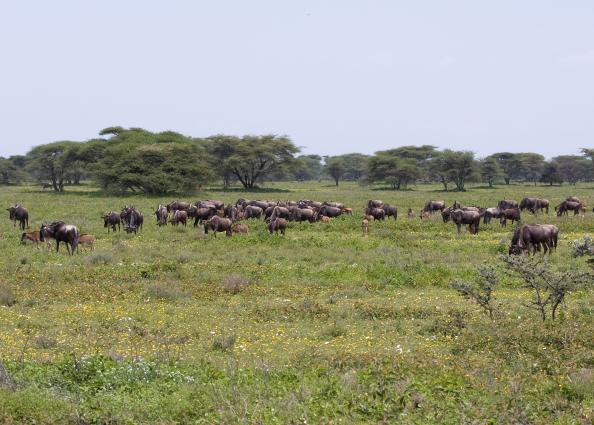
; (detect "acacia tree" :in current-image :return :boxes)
[488,153,522,185]
[324,156,346,186]
[227,135,298,189]
[440,150,477,192]
[553,155,592,184]
[479,157,502,188]
[519,153,545,185]
[26,141,81,192]
[366,154,420,190]
[205,135,240,189]
[581,148,594,177]
[540,161,562,186]
[293,155,323,181]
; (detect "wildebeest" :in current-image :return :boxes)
[482,207,502,224]
[343,208,353,215]
[171,210,188,226]
[566,196,581,203]
[204,216,232,237]
[166,201,191,212]
[7,204,28,230]
[381,204,397,220]
[102,211,121,232]
[364,207,385,221]
[77,234,95,252]
[269,206,290,222]
[367,200,384,209]
[450,209,480,234]
[40,221,79,255]
[231,223,249,234]
[519,197,549,214]
[224,204,238,221]
[499,208,521,227]
[121,206,144,232]
[497,200,518,210]
[290,207,316,223]
[556,201,586,217]
[422,200,445,216]
[323,201,345,210]
[509,224,558,255]
[318,205,342,218]
[268,218,287,235]
[244,205,264,220]
[192,207,217,227]
[155,205,168,226]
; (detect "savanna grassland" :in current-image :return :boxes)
[0,182,593,424]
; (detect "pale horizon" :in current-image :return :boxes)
[1,1,593,159]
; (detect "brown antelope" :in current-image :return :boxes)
[407,208,415,219]
[77,234,95,252]
[362,218,369,237]
[320,216,332,224]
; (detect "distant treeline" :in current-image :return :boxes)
[2,127,593,193]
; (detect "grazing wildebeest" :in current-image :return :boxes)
[566,196,581,203]
[364,207,385,221]
[509,224,558,255]
[155,205,168,226]
[77,234,95,252]
[244,205,264,220]
[497,200,518,210]
[367,200,384,209]
[7,204,28,230]
[192,207,217,227]
[166,201,191,212]
[499,208,521,227]
[381,204,397,220]
[21,231,42,249]
[40,221,79,255]
[204,216,233,237]
[556,201,586,217]
[290,207,316,223]
[422,200,446,216]
[224,204,238,221]
[121,206,143,233]
[520,197,549,214]
[318,205,342,218]
[269,206,290,222]
[482,207,502,224]
[232,223,249,234]
[102,211,121,232]
[268,218,287,235]
[323,201,345,210]
[450,209,480,234]
[171,210,188,226]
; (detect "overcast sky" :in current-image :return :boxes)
[1,1,593,159]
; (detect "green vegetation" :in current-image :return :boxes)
[0,181,593,423]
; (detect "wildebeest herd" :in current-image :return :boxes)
[6,194,589,256]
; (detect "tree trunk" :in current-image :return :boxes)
[504,177,510,185]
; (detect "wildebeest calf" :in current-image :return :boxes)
[268,218,287,235]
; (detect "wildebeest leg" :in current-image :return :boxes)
[56,240,60,253]
[456,223,461,233]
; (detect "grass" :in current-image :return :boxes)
[0,181,593,423]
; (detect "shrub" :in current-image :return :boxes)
[34,335,57,349]
[221,275,251,295]
[501,255,591,321]
[212,335,236,352]
[87,251,113,265]
[452,265,499,320]
[145,282,189,302]
[0,284,16,307]
[570,236,594,258]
